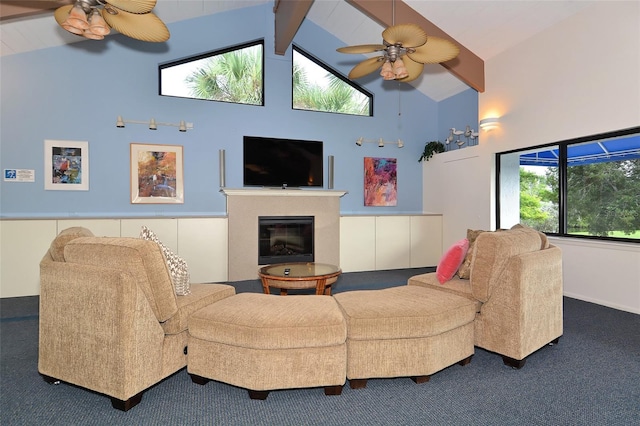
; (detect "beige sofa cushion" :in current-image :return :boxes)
[64,237,178,323]
[334,286,476,340]
[161,283,235,335]
[189,293,346,349]
[48,227,94,261]
[470,226,543,303]
[408,274,482,312]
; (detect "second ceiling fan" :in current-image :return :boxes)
[337,9,459,83]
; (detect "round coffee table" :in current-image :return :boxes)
[258,262,342,296]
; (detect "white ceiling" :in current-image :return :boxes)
[0,0,595,101]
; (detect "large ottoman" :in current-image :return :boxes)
[333,285,476,388]
[187,293,347,399]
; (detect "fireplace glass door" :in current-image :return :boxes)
[258,216,314,264]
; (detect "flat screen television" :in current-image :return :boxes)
[243,136,323,188]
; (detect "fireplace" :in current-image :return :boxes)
[258,216,314,264]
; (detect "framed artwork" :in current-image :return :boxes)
[130,143,184,204]
[44,140,89,191]
[364,157,397,206]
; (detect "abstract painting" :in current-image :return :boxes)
[130,143,184,204]
[44,140,89,190]
[364,157,397,206]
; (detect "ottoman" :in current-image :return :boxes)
[333,285,476,388]
[187,293,347,399]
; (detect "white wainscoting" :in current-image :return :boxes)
[0,214,441,298]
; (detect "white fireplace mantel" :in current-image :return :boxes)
[221,188,348,197]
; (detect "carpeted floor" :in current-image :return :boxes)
[2,268,639,425]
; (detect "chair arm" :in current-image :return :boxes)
[38,261,165,401]
[474,246,563,360]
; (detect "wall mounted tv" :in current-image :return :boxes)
[243,136,323,188]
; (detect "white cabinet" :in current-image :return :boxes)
[340,216,376,272]
[410,215,442,267]
[339,215,442,273]
[178,218,227,283]
[375,216,411,270]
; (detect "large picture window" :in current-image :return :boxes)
[292,46,372,116]
[159,40,264,106]
[497,127,640,242]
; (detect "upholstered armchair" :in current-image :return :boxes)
[409,225,563,368]
[38,227,235,410]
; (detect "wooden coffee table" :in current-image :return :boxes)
[258,262,342,296]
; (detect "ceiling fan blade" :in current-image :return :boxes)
[407,36,460,64]
[348,57,384,79]
[337,44,386,54]
[106,0,157,14]
[382,23,427,48]
[54,5,81,34]
[103,9,169,42]
[396,56,424,82]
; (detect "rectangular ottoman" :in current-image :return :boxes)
[187,293,347,399]
[333,285,476,388]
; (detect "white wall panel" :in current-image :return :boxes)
[178,218,228,283]
[0,220,57,298]
[375,216,411,270]
[120,219,178,251]
[56,219,121,237]
[410,215,442,267]
[340,216,375,272]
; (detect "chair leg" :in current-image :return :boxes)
[189,373,211,385]
[41,374,60,385]
[410,375,431,384]
[110,391,143,411]
[324,385,343,396]
[248,390,269,400]
[458,355,473,366]
[502,356,526,369]
[348,379,368,389]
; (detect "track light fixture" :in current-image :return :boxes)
[116,116,193,132]
[355,137,404,148]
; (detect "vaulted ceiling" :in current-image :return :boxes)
[0,0,594,101]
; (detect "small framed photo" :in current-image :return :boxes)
[44,140,89,191]
[130,143,184,204]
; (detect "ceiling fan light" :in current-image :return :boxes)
[61,23,85,35]
[89,9,111,36]
[380,61,395,80]
[83,29,104,40]
[393,58,408,79]
[64,3,90,30]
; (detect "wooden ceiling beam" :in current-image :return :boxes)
[273,0,314,56]
[0,1,67,22]
[346,0,484,92]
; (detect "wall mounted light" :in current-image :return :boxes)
[355,137,404,148]
[479,117,500,131]
[116,116,194,132]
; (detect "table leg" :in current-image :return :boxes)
[315,278,327,295]
[280,288,288,296]
[260,277,271,295]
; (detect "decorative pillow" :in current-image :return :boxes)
[436,238,469,284]
[457,229,486,279]
[140,226,191,296]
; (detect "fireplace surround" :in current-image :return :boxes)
[223,189,347,281]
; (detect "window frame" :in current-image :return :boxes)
[292,45,373,116]
[158,39,265,106]
[496,126,640,244]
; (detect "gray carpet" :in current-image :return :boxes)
[2,268,639,425]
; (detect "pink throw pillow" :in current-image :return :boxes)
[436,238,470,284]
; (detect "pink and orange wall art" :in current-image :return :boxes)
[364,157,397,206]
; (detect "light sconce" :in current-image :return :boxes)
[116,116,193,132]
[355,137,404,148]
[479,117,500,131]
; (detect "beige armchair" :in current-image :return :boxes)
[38,227,235,411]
[409,225,563,368]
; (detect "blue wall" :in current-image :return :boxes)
[0,4,477,218]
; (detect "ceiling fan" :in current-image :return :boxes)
[337,22,459,82]
[53,0,169,42]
